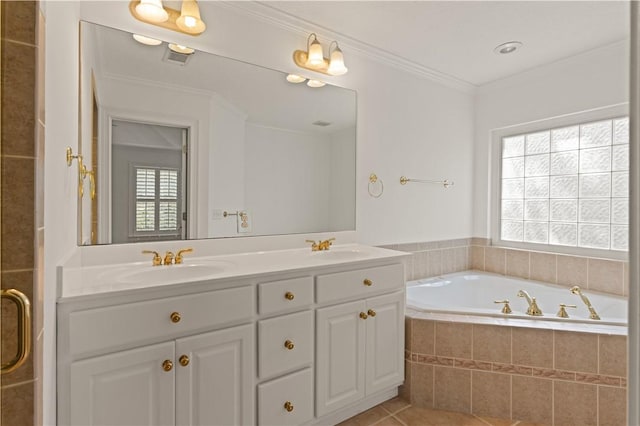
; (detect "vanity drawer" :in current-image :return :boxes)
[258,276,313,315]
[316,264,404,304]
[258,310,313,379]
[258,368,313,426]
[68,286,254,358]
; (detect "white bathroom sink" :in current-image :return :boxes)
[112,261,233,285]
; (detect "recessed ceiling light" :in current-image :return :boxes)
[286,74,306,83]
[168,43,195,55]
[132,34,163,46]
[307,79,326,88]
[493,41,523,55]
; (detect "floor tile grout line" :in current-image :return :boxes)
[390,413,408,426]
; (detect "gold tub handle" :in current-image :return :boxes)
[1,289,32,374]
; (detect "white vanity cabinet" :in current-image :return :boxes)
[315,265,405,418]
[58,247,406,426]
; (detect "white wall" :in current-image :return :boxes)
[473,42,629,238]
[44,2,476,422]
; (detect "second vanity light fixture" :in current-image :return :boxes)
[293,33,348,76]
[130,0,206,36]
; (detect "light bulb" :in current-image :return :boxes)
[327,45,348,76]
[176,0,207,34]
[286,74,306,83]
[307,79,326,88]
[306,37,324,67]
[168,43,195,54]
[184,16,197,28]
[132,34,163,46]
[135,0,168,23]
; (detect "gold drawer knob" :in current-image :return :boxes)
[284,401,294,412]
[359,312,368,320]
[363,278,373,286]
[170,312,181,323]
[179,355,190,367]
[284,340,295,350]
[367,309,377,317]
[284,292,295,301]
[162,360,173,372]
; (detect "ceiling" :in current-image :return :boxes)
[263,1,630,86]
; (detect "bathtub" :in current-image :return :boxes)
[406,271,627,333]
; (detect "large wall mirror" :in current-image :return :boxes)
[78,21,357,245]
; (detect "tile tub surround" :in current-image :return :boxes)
[468,239,629,297]
[402,317,628,426]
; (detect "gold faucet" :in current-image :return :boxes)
[175,248,194,264]
[557,303,577,318]
[570,286,601,320]
[494,300,512,314]
[142,250,162,266]
[306,238,335,251]
[163,251,175,265]
[517,290,543,316]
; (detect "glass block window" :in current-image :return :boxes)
[134,167,180,234]
[500,117,629,251]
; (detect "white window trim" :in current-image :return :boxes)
[490,103,630,261]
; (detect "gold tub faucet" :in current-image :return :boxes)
[175,248,194,264]
[570,286,601,320]
[142,250,162,266]
[517,290,543,316]
[163,251,175,265]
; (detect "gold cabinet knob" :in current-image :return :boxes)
[179,355,190,367]
[359,312,368,320]
[170,312,181,323]
[284,340,295,350]
[284,401,294,412]
[363,278,373,286]
[162,360,173,372]
[284,292,295,301]
[367,309,377,317]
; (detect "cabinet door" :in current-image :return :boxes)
[175,324,255,426]
[316,300,366,417]
[365,291,405,396]
[70,341,175,426]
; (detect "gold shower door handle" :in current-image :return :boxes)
[1,289,32,375]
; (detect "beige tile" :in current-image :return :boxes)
[506,249,529,279]
[435,322,472,359]
[434,367,471,413]
[471,238,490,246]
[529,252,556,283]
[553,381,597,426]
[1,41,36,157]
[473,324,511,364]
[413,252,428,280]
[410,363,434,408]
[395,406,486,426]
[623,262,629,296]
[512,328,553,368]
[598,335,627,377]
[372,416,404,426]
[399,360,411,401]
[1,1,37,44]
[412,319,435,355]
[337,406,390,426]
[1,157,35,270]
[454,247,469,272]
[485,247,505,275]
[556,255,588,287]
[554,331,597,373]
[405,317,412,351]
[428,251,442,277]
[37,10,46,125]
[404,256,414,281]
[588,259,624,295]
[471,246,485,270]
[471,371,510,419]
[511,376,552,425]
[380,397,410,415]
[442,248,456,274]
[1,380,35,426]
[477,416,516,426]
[598,386,627,426]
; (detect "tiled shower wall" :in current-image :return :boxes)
[383,237,629,296]
[1,1,43,424]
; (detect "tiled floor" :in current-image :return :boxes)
[338,397,544,426]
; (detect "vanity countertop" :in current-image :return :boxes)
[59,244,408,301]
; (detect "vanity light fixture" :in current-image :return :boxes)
[168,43,195,54]
[293,33,349,76]
[129,0,206,36]
[493,41,523,55]
[132,34,163,46]
[286,74,306,83]
[306,79,326,88]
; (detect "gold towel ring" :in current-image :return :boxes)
[368,173,384,198]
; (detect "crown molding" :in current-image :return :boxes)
[217,1,477,94]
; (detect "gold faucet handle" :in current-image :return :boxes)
[163,251,175,265]
[142,250,162,266]
[557,303,577,318]
[175,248,194,264]
[494,300,512,314]
[305,240,319,251]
